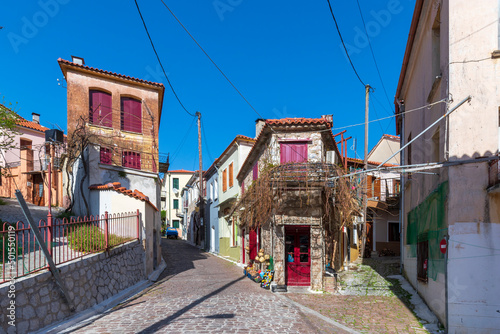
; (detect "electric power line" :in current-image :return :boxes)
[326,0,366,87]
[158,0,265,121]
[200,117,214,163]
[355,0,394,113]
[133,0,195,117]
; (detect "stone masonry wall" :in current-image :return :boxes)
[0,241,145,334]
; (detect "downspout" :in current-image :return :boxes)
[168,173,171,226]
[398,99,405,275]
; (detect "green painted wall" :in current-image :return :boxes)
[219,237,240,262]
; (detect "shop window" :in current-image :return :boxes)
[417,239,429,282]
[89,90,112,127]
[122,151,141,170]
[120,97,142,133]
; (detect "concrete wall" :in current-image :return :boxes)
[89,189,161,276]
[0,241,145,333]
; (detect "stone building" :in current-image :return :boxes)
[235,117,344,290]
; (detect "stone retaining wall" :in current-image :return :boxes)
[0,240,145,334]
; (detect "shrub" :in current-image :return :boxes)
[67,224,129,252]
[67,225,105,252]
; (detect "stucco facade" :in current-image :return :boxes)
[161,169,194,238]
[217,135,255,262]
[395,1,500,331]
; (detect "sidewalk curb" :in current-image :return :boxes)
[35,257,167,334]
[275,293,361,334]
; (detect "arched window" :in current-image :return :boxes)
[120,97,142,133]
[89,90,112,127]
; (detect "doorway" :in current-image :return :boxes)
[285,225,310,286]
[32,174,44,206]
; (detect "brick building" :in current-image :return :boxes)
[58,56,164,216]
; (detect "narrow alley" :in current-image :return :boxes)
[64,239,346,334]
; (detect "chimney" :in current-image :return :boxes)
[255,118,266,138]
[71,55,85,65]
[32,113,40,124]
[322,114,333,124]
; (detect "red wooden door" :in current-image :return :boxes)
[285,226,310,286]
[249,229,258,260]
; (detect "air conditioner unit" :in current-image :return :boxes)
[326,151,336,164]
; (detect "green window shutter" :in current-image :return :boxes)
[173,199,179,209]
[173,178,179,189]
[173,220,180,228]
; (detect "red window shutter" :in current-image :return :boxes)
[253,163,258,181]
[249,230,257,259]
[121,98,142,133]
[122,151,141,170]
[90,90,112,127]
[280,142,308,164]
[100,147,112,165]
[241,180,245,195]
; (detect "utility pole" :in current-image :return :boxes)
[361,84,370,258]
[196,111,204,248]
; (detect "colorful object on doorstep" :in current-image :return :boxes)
[260,270,274,289]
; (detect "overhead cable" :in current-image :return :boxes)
[133,0,195,117]
[326,0,366,87]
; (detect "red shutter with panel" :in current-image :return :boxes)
[90,91,112,127]
[252,163,258,181]
[121,98,142,133]
[280,142,308,164]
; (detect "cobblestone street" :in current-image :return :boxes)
[67,239,347,334]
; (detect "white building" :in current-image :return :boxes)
[161,169,194,238]
[395,0,500,331]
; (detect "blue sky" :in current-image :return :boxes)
[1,0,415,171]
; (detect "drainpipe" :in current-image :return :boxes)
[398,99,405,275]
[168,173,171,227]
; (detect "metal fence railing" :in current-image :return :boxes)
[0,210,139,284]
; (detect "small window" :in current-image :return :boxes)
[173,199,179,209]
[89,90,112,127]
[121,97,142,133]
[100,147,112,165]
[172,220,180,228]
[417,239,429,282]
[173,178,179,190]
[229,162,234,188]
[388,222,400,242]
[122,151,141,170]
[222,168,227,192]
[20,138,32,150]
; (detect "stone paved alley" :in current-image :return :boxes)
[61,239,434,334]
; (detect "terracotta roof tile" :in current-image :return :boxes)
[346,157,398,168]
[89,182,158,211]
[383,134,400,140]
[16,118,49,132]
[168,169,195,174]
[58,58,165,88]
[266,118,333,126]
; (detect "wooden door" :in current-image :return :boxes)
[285,226,310,286]
[32,174,44,206]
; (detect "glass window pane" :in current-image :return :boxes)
[300,254,309,262]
